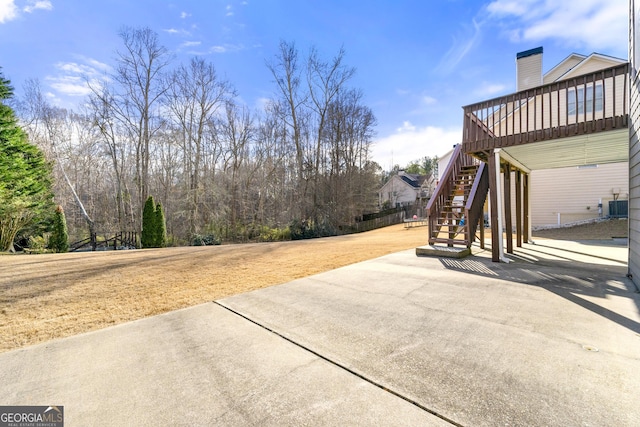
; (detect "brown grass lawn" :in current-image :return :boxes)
[0,219,628,354]
[0,224,431,353]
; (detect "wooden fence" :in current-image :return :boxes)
[71,231,138,252]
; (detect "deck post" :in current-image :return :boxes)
[515,171,523,247]
[524,173,531,243]
[503,163,513,254]
[488,151,501,261]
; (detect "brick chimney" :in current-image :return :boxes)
[516,46,543,92]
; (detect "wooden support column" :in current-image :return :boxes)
[524,173,530,243]
[515,170,522,247]
[479,203,485,250]
[503,163,513,254]
[488,153,500,262]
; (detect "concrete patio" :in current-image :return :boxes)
[0,238,638,426]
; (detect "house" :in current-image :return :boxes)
[378,171,433,209]
[528,50,629,227]
[428,45,629,262]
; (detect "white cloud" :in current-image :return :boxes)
[226,4,233,16]
[23,0,51,13]
[210,43,244,54]
[473,82,508,97]
[164,28,192,37]
[486,0,627,54]
[45,58,111,100]
[47,76,92,97]
[181,40,201,47]
[422,96,437,105]
[436,18,483,73]
[254,97,271,111]
[371,122,462,168]
[180,11,190,19]
[0,0,18,23]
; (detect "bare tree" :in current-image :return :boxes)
[306,46,355,220]
[113,26,171,222]
[266,41,310,218]
[164,57,233,237]
[19,80,97,240]
[218,101,254,238]
[87,84,134,230]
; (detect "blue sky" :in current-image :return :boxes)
[0,0,629,168]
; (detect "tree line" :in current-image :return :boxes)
[9,27,382,247]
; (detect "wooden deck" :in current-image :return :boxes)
[462,63,628,158]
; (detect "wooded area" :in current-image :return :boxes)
[12,27,382,246]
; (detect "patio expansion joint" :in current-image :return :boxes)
[213,300,464,427]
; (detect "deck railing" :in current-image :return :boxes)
[462,63,629,153]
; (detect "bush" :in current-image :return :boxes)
[154,202,167,248]
[141,196,156,248]
[28,234,49,253]
[191,234,221,246]
[289,218,336,240]
[142,196,168,248]
[49,205,69,253]
[256,225,290,242]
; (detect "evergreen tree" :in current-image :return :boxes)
[141,195,156,248]
[49,205,69,253]
[154,202,167,248]
[0,69,54,252]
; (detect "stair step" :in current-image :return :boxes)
[437,222,464,227]
[429,237,469,245]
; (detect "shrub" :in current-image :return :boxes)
[141,196,156,248]
[154,202,167,248]
[28,234,49,253]
[191,234,221,246]
[49,205,69,253]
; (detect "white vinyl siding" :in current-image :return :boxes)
[542,56,585,84]
[528,162,628,227]
[517,53,543,92]
[629,0,640,286]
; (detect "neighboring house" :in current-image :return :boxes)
[378,171,433,209]
[436,147,455,185]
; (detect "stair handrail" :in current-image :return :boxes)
[464,162,489,246]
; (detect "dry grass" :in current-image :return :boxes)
[0,224,429,353]
[1,219,627,354]
[532,218,628,240]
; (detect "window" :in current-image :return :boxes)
[568,83,603,116]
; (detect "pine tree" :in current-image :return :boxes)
[0,69,54,252]
[49,205,69,253]
[141,195,156,248]
[154,202,167,248]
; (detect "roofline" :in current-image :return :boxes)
[551,52,627,81]
[380,175,418,191]
[543,53,587,80]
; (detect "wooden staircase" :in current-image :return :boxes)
[430,164,479,245]
[427,145,489,247]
